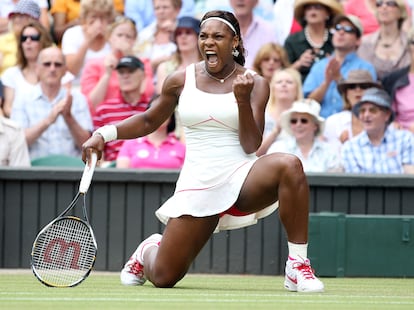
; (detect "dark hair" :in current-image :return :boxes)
[17,21,53,69]
[200,10,246,66]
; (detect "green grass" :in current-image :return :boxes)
[1,270,414,309]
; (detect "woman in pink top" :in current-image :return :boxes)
[116,100,185,169]
[81,16,154,115]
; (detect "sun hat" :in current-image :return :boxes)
[174,16,200,37]
[294,0,343,25]
[352,88,394,123]
[332,14,364,37]
[115,56,145,70]
[8,0,41,20]
[280,99,325,136]
[337,70,381,95]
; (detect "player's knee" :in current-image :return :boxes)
[279,153,304,174]
[151,268,183,288]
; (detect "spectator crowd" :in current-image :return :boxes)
[1,0,414,174]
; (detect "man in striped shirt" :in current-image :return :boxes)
[93,56,150,163]
[341,88,414,174]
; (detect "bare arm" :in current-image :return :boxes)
[82,70,184,161]
[256,125,281,156]
[234,73,269,154]
[3,86,15,118]
[85,53,118,108]
[0,17,8,34]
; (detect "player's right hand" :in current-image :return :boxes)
[82,135,105,163]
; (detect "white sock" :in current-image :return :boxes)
[288,242,308,259]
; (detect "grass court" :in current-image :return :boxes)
[1,269,413,309]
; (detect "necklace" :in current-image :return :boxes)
[203,64,237,83]
[304,27,329,49]
[379,34,399,48]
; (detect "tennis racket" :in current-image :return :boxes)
[31,153,98,287]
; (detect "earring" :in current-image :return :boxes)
[232,48,239,57]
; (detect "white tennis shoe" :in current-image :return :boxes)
[284,255,324,293]
[120,233,162,286]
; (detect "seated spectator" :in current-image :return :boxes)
[133,0,181,74]
[230,0,282,69]
[345,0,412,35]
[0,0,49,35]
[0,0,41,75]
[256,68,303,156]
[50,0,124,44]
[0,79,30,166]
[284,0,343,81]
[2,21,53,117]
[357,0,410,80]
[61,0,115,87]
[381,27,414,133]
[81,16,154,115]
[304,14,377,118]
[155,15,201,94]
[10,46,93,160]
[125,0,195,34]
[0,115,31,166]
[116,96,185,169]
[341,87,414,173]
[268,98,341,172]
[323,69,382,149]
[93,56,150,163]
[252,43,290,84]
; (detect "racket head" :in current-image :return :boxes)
[31,216,97,287]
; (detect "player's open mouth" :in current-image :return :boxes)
[206,51,218,66]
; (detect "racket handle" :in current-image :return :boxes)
[79,152,97,194]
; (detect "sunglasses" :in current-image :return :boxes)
[347,84,373,90]
[331,24,357,34]
[42,62,64,68]
[21,34,41,42]
[376,0,399,7]
[290,118,310,125]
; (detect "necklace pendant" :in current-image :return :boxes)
[220,79,224,83]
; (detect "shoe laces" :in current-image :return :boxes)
[127,259,144,278]
[292,259,316,280]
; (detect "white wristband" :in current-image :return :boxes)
[93,125,117,142]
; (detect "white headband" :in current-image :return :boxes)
[200,17,237,35]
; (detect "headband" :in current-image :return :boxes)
[200,17,237,35]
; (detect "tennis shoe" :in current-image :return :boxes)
[120,233,162,286]
[284,255,324,293]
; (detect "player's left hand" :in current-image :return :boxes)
[233,72,254,106]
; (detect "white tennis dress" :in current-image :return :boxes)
[155,64,278,231]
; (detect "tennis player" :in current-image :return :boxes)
[82,10,324,293]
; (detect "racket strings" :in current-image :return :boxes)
[32,218,96,287]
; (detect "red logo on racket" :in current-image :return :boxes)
[44,237,81,269]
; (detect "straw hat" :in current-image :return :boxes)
[280,99,325,136]
[294,0,343,25]
[352,88,395,123]
[337,70,381,95]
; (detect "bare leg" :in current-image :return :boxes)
[236,153,309,243]
[144,215,219,288]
